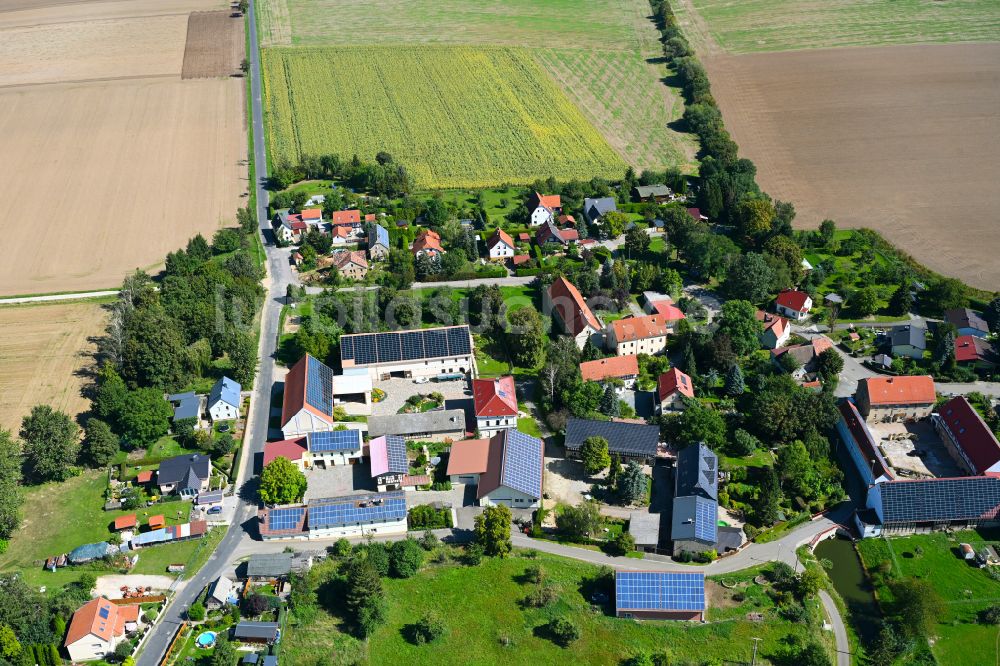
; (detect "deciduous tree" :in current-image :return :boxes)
[579,436,611,476]
[718,300,762,356]
[0,431,23,540]
[474,504,512,557]
[259,457,307,505]
[119,388,172,448]
[83,418,119,467]
[507,308,544,368]
[20,405,79,483]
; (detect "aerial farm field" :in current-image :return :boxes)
[0,0,246,296]
[264,46,627,189]
[0,301,107,432]
[677,0,1000,54]
[258,0,697,180]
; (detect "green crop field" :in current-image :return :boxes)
[682,0,1000,54]
[263,46,627,189]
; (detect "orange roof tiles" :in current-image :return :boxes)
[658,368,695,401]
[148,515,165,529]
[65,598,138,648]
[651,301,686,321]
[301,208,322,221]
[549,276,600,336]
[114,514,137,530]
[446,439,491,476]
[611,314,670,343]
[331,209,361,225]
[412,229,444,254]
[860,375,936,406]
[489,228,514,249]
[580,355,639,382]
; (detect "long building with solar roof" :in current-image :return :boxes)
[258,491,408,540]
[615,571,705,621]
[340,324,477,381]
[281,354,337,438]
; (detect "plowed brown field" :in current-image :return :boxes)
[707,43,1000,290]
[0,301,107,431]
[181,10,245,79]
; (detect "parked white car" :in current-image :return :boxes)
[413,377,429,384]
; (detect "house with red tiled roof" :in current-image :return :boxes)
[535,220,578,247]
[527,192,562,226]
[607,314,670,356]
[473,376,518,437]
[331,250,368,280]
[512,254,531,267]
[281,355,337,437]
[65,597,141,661]
[263,437,309,470]
[545,276,602,349]
[657,368,694,412]
[855,375,936,423]
[775,289,812,321]
[955,335,997,369]
[686,207,708,222]
[934,396,1000,476]
[487,228,515,261]
[412,229,444,258]
[331,209,362,228]
[580,355,639,389]
[755,310,790,349]
[770,336,833,379]
[274,209,318,244]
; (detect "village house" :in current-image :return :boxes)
[473,375,518,437]
[486,228,515,261]
[340,324,476,381]
[535,220,578,247]
[564,417,660,463]
[657,367,695,413]
[755,310,790,349]
[615,571,705,621]
[956,335,997,369]
[206,575,238,610]
[945,307,990,338]
[281,354,337,437]
[854,375,936,423]
[775,289,812,321]
[607,314,670,356]
[582,197,617,225]
[167,391,202,426]
[632,184,672,203]
[545,276,602,349]
[579,354,639,389]
[330,225,352,245]
[527,192,561,226]
[889,324,927,359]
[207,376,240,422]
[264,428,365,470]
[331,250,369,280]
[273,208,323,244]
[672,443,717,557]
[367,222,390,260]
[330,209,362,232]
[686,207,708,222]
[642,297,686,332]
[412,229,445,258]
[64,597,141,662]
[156,454,211,498]
[368,435,423,492]
[770,336,833,378]
[445,429,543,508]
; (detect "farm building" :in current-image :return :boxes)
[579,354,639,388]
[657,368,694,413]
[672,443,740,556]
[368,435,412,492]
[564,418,660,463]
[64,597,141,661]
[476,429,544,509]
[156,454,210,497]
[281,354,337,438]
[167,391,201,425]
[331,250,368,280]
[933,396,1000,476]
[854,375,936,423]
[544,276,602,349]
[259,492,408,540]
[208,376,240,422]
[615,571,705,621]
[473,376,518,437]
[367,409,467,443]
[339,325,476,381]
[628,511,661,553]
[447,438,491,485]
[331,368,373,415]
[607,314,670,356]
[246,553,293,579]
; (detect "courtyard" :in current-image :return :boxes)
[370,375,473,417]
[869,419,963,479]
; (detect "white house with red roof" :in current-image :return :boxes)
[775,289,812,321]
[657,368,695,413]
[487,228,515,261]
[281,355,337,438]
[473,376,518,437]
[412,229,445,258]
[527,192,561,226]
[535,220,579,246]
[331,209,362,229]
[933,396,1000,477]
[545,276,602,349]
[65,597,141,661]
[606,314,670,356]
[580,355,639,389]
[755,310,790,349]
[274,209,323,244]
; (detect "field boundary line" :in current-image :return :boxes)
[0,72,178,91]
[0,290,118,305]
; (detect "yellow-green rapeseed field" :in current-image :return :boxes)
[262,45,627,189]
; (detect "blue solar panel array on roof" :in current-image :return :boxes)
[385,435,409,474]
[615,571,705,612]
[310,430,361,453]
[340,326,472,366]
[372,223,389,248]
[308,492,407,529]
[879,476,1000,524]
[268,506,305,531]
[98,606,110,619]
[501,430,543,499]
[694,496,717,543]
[305,356,334,415]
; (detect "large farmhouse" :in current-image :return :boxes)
[446,429,544,508]
[606,314,669,356]
[545,276,601,349]
[340,325,476,381]
[854,375,935,423]
[258,491,408,540]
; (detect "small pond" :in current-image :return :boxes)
[814,536,882,646]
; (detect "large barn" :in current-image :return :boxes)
[615,571,706,621]
[340,324,476,380]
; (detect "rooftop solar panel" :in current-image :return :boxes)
[353,335,378,365]
[309,430,361,453]
[615,571,705,612]
[564,418,659,456]
[501,430,543,498]
[879,476,1000,524]
[305,357,334,416]
[423,329,449,359]
[447,327,472,355]
[385,435,409,474]
[400,331,425,361]
[340,336,355,361]
[376,332,402,363]
[268,506,305,531]
[337,326,471,367]
[307,492,407,529]
[694,497,717,543]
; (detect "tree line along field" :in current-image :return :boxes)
[263,46,627,189]
[681,0,1000,54]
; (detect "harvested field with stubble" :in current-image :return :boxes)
[0,301,107,432]
[706,43,1000,290]
[181,10,245,79]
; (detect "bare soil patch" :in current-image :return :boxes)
[181,10,245,79]
[706,43,1000,289]
[0,78,247,295]
[0,301,106,431]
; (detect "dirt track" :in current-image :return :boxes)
[707,43,1000,290]
[181,10,245,79]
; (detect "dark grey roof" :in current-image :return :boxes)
[633,184,671,197]
[168,392,200,422]
[824,293,844,304]
[367,409,466,438]
[564,418,659,457]
[246,552,293,578]
[242,655,258,665]
[233,622,280,640]
[583,197,617,222]
[157,454,210,486]
[716,526,743,552]
[671,495,717,545]
[890,325,926,350]
[877,476,1000,525]
[675,443,717,500]
[945,308,988,333]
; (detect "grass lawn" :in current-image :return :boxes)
[132,527,226,578]
[283,550,829,665]
[517,417,542,438]
[720,449,775,469]
[857,528,1000,664]
[146,435,200,462]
